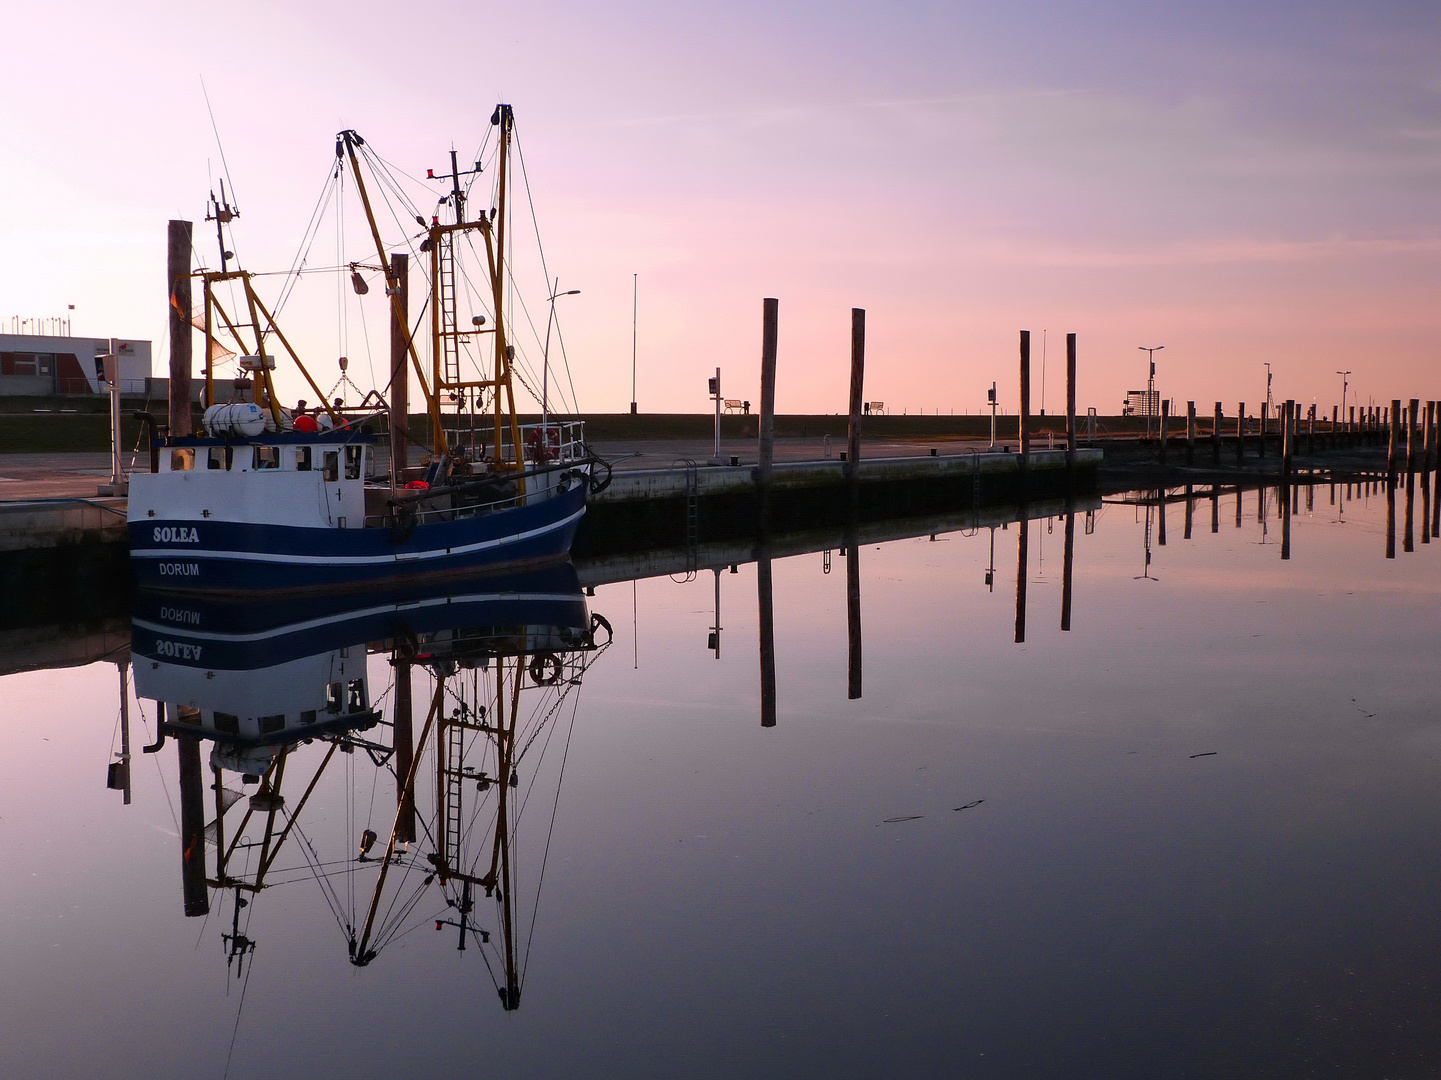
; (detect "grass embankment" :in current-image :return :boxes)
[0,399,1168,455]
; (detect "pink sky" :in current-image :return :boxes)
[2,0,1438,417]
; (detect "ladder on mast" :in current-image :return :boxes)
[437,232,462,389]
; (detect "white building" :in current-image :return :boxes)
[0,332,152,397]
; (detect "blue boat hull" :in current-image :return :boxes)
[129,483,588,596]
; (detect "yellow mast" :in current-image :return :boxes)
[338,131,449,454]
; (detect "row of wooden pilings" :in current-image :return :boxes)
[1150,397,1441,475]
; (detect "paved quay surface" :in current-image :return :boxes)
[0,439,1029,502]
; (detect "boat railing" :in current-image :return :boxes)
[505,420,587,465]
[361,467,586,529]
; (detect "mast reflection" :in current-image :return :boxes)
[131,565,610,1009]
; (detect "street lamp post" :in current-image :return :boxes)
[1139,345,1164,438]
[542,281,581,440]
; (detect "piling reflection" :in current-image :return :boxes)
[129,566,610,1008]
[846,533,862,699]
[757,545,777,728]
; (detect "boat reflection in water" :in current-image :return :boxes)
[131,564,611,1010]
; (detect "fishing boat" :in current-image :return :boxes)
[128,105,606,596]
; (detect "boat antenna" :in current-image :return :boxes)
[207,179,239,273]
[200,76,241,268]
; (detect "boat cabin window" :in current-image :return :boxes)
[299,709,318,725]
[345,445,363,480]
[347,678,367,711]
[213,712,240,735]
[169,448,195,472]
[259,714,285,735]
[322,451,340,482]
[326,681,343,713]
[207,446,232,471]
[295,446,312,471]
[253,445,280,471]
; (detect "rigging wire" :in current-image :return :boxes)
[514,124,581,414]
[520,670,591,991]
[200,76,242,268]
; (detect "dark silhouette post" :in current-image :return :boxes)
[1236,403,1245,465]
[1213,402,1222,465]
[1282,399,1294,478]
[1065,333,1077,475]
[1408,399,1420,471]
[1211,489,1219,533]
[847,308,864,478]
[1388,399,1401,477]
[1159,399,1170,465]
[1018,330,1031,472]
[1184,485,1194,539]
[757,299,779,507]
[168,220,194,437]
[1186,401,1196,465]
[389,252,410,488]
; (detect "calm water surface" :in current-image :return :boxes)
[4,479,1440,1079]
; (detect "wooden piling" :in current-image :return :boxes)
[1065,333,1077,473]
[1184,484,1193,539]
[1307,405,1315,455]
[1157,493,1167,546]
[1186,401,1196,465]
[1018,331,1031,465]
[757,299,779,497]
[1258,402,1267,458]
[1388,399,1401,476]
[846,308,864,483]
[1408,399,1420,471]
[1236,403,1245,465]
[167,220,194,437]
[1424,401,1436,471]
[1211,489,1219,533]
[1213,402,1222,465]
[1159,399,1170,465]
[1281,399,1294,477]
[389,252,410,487]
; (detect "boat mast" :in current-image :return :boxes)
[489,104,523,472]
[337,130,448,452]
